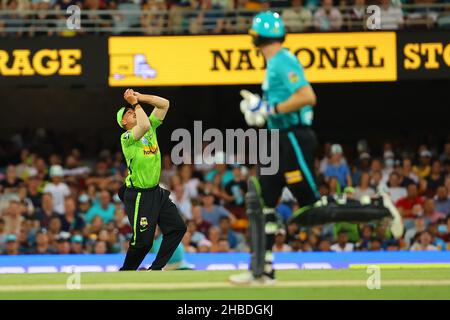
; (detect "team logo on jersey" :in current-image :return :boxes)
[141,136,149,145]
[140,217,148,228]
[123,132,130,140]
[288,71,299,83]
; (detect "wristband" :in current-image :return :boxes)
[132,102,140,109]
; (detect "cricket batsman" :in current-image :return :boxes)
[117,89,186,271]
[230,12,403,284]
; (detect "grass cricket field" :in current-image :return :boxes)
[1,268,450,300]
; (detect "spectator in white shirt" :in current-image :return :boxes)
[354,172,376,200]
[314,0,343,31]
[379,0,404,30]
[386,172,407,203]
[283,0,313,32]
[272,229,292,252]
[410,231,438,251]
[179,164,200,200]
[43,165,70,214]
[319,143,332,174]
[170,184,192,220]
[330,230,354,252]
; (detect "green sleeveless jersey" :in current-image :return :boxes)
[121,113,162,189]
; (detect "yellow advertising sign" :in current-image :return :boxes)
[108,32,397,86]
[0,49,82,76]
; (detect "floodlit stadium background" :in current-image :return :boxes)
[0,0,450,274]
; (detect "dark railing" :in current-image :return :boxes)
[0,4,449,36]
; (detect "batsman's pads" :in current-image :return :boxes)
[289,197,391,226]
[246,177,266,278]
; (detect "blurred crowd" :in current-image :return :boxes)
[1,130,450,256]
[0,0,449,37]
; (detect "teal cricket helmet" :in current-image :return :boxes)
[250,11,285,45]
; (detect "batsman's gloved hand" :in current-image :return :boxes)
[239,90,273,127]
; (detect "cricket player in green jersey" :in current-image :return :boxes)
[230,11,403,284]
[117,89,186,271]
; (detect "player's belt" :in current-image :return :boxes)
[126,185,159,192]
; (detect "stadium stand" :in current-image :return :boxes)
[1,130,449,255]
[0,0,449,36]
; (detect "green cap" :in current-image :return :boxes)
[116,107,126,129]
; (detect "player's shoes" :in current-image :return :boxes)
[229,271,276,286]
[380,192,404,239]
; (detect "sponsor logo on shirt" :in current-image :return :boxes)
[143,144,159,156]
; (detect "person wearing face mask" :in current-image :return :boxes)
[381,151,396,186]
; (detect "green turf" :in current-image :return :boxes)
[3,286,450,300]
[0,269,449,300]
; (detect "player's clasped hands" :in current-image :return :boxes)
[132,91,143,101]
[239,90,272,127]
[124,88,138,105]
